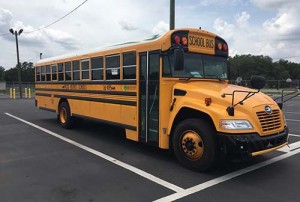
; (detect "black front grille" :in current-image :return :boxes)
[256,109,282,132]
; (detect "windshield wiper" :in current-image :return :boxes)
[204,74,222,81]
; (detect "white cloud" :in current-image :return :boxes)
[44,28,81,49]
[214,18,235,40]
[119,20,138,31]
[200,0,243,6]
[152,21,169,35]
[251,0,299,9]
[235,11,250,28]
[1,0,300,69]
[0,8,12,26]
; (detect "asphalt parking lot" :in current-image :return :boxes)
[1,96,300,202]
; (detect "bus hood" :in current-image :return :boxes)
[173,81,278,115]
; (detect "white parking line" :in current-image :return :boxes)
[4,112,184,193]
[278,137,300,152]
[289,134,300,138]
[285,112,300,115]
[286,119,300,122]
[154,142,300,202]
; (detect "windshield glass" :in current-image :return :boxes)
[163,52,228,79]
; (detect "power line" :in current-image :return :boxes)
[0,0,88,36]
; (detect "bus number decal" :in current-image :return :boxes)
[103,85,116,91]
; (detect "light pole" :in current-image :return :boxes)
[9,28,23,99]
[170,0,175,30]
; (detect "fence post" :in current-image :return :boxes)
[13,88,16,99]
[10,88,12,99]
[25,87,28,98]
[29,88,31,99]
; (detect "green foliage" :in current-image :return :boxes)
[0,66,5,81]
[228,55,300,80]
[4,62,34,82]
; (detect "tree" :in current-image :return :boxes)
[228,54,300,81]
[0,66,5,81]
[4,62,34,82]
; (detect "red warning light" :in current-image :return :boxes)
[173,35,180,44]
[223,44,228,51]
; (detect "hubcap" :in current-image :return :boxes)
[181,131,204,160]
[60,107,67,124]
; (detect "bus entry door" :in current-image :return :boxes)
[139,51,160,144]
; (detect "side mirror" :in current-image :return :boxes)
[174,49,184,71]
[250,75,266,89]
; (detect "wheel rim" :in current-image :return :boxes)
[60,107,67,124]
[181,130,204,160]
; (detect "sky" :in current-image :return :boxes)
[1,0,300,70]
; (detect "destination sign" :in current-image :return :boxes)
[188,34,215,50]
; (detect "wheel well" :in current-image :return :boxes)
[170,107,215,143]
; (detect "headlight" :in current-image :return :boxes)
[220,120,253,130]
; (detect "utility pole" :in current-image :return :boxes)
[9,28,23,99]
[170,0,175,30]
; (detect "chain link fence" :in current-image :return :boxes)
[1,82,35,98]
[230,79,300,91]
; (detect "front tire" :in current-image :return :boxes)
[172,119,217,171]
[58,102,74,129]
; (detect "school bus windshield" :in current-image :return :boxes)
[163,52,228,79]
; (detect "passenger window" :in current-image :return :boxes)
[81,59,90,80]
[106,55,120,80]
[123,52,136,80]
[91,57,103,80]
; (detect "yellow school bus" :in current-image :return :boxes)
[35,28,288,171]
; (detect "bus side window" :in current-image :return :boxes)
[91,57,103,80]
[46,65,51,81]
[36,66,41,82]
[51,64,57,81]
[72,60,80,80]
[58,63,64,81]
[106,54,120,80]
[123,52,136,80]
[42,66,46,81]
[81,59,90,80]
[65,62,72,81]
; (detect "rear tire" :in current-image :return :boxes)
[58,102,74,129]
[172,118,217,171]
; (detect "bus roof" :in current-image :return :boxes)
[36,34,163,65]
[35,28,221,65]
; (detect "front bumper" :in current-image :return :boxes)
[217,127,289,157]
